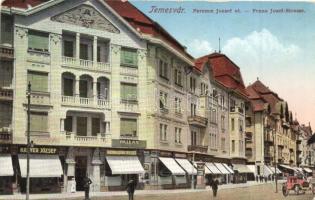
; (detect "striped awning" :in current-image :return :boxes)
[214,163,230,174]
[106,156,145,175]
[159,157,185,175]
[205,163,222,174]
[303,167,312,173]
[222,163,234,174]
[175,159,197,175]
[233,164,253,174]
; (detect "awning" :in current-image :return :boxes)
[0,154,14,176]
[205,162,222,174]
[263,165,273,176]
[303,167,312,173]
[279,164,297,172]
[267,166,281,174]
[18,154,63,178]
[293,167,304,173]
[233,164,253,174]
[175,159,197,175]
[106,156,145,175]
[214,163,230,174]
[159,157,185,175]
[247,165,256,175]
[222,163,234,174]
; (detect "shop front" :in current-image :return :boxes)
[0,153,14,194]
[17,146,63,193]
[232,164,253,183]
[103,149,145,191]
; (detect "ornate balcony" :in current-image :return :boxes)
[0,45,14,60]
[61,96,110,109]
[230,106,244,114]
[188,145,208,153]
[62,56,111,73]
[0,88,13,101]
[188,115,208,128]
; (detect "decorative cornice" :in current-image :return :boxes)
[15,26,28,39]
[50,33,62,45]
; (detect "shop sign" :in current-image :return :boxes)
[112,139,146,148]
[159,151,172,157]
[174,153,187,158]
[19,146,58,154]
[106,150,137,156]
[196,162,205,176]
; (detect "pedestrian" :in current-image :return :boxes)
[255,175,258,182]
[83,175,92,200]
[211,178,219,197]
[126,179,137,200]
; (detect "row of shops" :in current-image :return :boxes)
[0,144,313,194]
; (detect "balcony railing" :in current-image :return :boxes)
[120,100,139,113]
[188,145,208,153]
[188,115,208,128]
[0,127,12,143]
[63,131,111,147]
[120,66,138,76]
[0,88,13,101]
[0,45,14,60]
[61,96,110,109]
[62,56,111,73]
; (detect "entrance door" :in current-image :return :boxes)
[75,156,87,191]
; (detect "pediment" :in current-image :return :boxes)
[51,4,120,34]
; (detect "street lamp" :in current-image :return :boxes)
[26,82,31,200]
[273,128,278,193]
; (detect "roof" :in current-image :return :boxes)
[195,53,248,97]
[246,80,284,114]
[1,0,193,61]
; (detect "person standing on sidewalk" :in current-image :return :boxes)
[211,178,219,198]
[126,179,137,200]
[83,175,92,200]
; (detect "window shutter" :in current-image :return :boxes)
[120,118,137,137]
[30,112,47,132]
[27,71,48,92]
[121,48,137,67]
[28,31,49,51]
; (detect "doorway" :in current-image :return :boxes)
[75,156,87,191]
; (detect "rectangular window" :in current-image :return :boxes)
[160,124,167,141]
[231,118,235,131]
[221,138,225,151]
[175,127,182,144]
[174,69,182,86]
[159,59,168,79]
[80,43,88,60]
[77,117,87,136]
[232,140,235,153]
[92,118,100,136]
[239,119,243,132]
[191,131,197,146]
[30,112,48,133]
[27,71,48,92]
[28,30,49,52]
[63,78,74,96]
[120,118,137,137]
[97,46,101,62]
[64,116,72,132]
[190,77,196,93]
[175,97,182,114]
[191,103,196,116]
[63,40,74,57]
[121,47,137,67]
[121,83,137,102]
[159,91,168,109]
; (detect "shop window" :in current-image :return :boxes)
[121,83,137,102]
[76,117,87,136]
[158,162,171,177]
[30,112,48,133]
[121,47,137,67]
[27,71,48,92]
[28,30,49,52]
[120,118,137,138]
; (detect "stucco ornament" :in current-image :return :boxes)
[50,33,62,45]
[15,26,28,39]
[51,5,120,33]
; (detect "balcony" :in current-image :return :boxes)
[27,50,50,64]
[63,132,110,147]
[188,115,208,128]
[120,100,139,113]
[0,88,13,101]
[27,92,50,105]
[230,106,244,114]
[120,66,138,76]
[188,145,208,153]
[0,45,14,60]
[61,96,110,109]
[62,56,111,73]
[0,127,12,144]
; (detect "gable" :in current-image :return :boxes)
[51,4,120,34]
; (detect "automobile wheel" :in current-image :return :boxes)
[294,185,300,195]
[282,185,289,197]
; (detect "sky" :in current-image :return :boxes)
[131,1,315,130]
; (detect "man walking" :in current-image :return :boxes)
[211,178,219,198]
[126,179,137,200]
[83,175,92,200]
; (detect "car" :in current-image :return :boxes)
[282,176,314,196]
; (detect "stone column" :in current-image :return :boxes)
[75,79,80,97]
[87,116,92,136]
[60,118,65,132]
[93,36,97,63]
[93,81,97,99]
[76,33,80,64]
[72,116,77,134]
[91,148,102,192]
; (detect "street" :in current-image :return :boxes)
[72,184,314,200]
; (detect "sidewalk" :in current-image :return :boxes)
[0,181,286,200]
